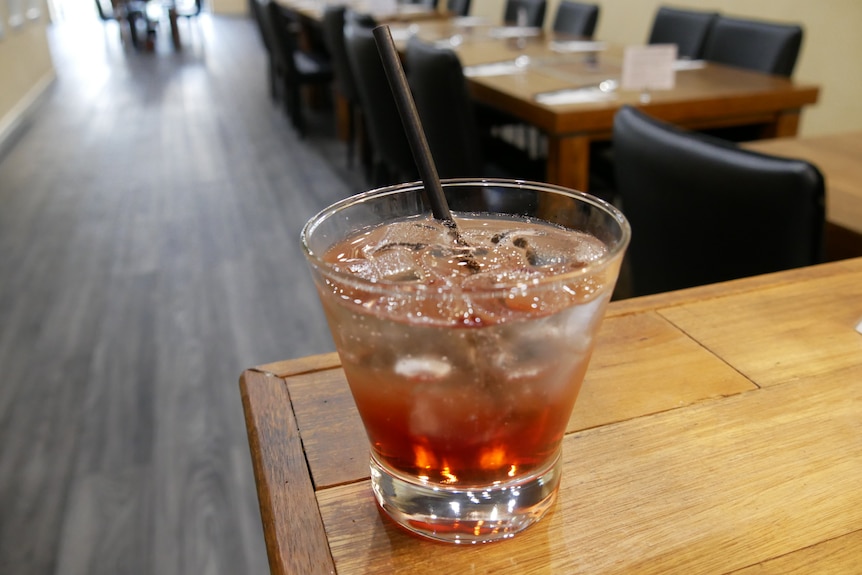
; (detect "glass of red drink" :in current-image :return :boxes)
[302,179,630,543]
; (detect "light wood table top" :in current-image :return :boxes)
[276,0,445,23]
[240,257,862,574]
[744,131,862,237]
[389,20,821,192]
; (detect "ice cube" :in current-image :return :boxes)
[367,244,423,282]
[364,220,448,259]
[506,228,608,269]
[336,258,377,280]
[395,356,452,380]
[419,245,485,284]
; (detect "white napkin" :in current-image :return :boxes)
[453,16,488,27]
[464,61,526,78]
[673,59,707,71]
[535,87,616,105]
[549,40,607,53]
[488,26,541,39]
[388,26,415,42]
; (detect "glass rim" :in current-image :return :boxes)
[301,178,631,294]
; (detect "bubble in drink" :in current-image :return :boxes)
[318,213,614,486]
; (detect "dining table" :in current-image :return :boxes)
[744,131,862,261]
[277,0,447,24]
[239,256,862,574]
[382,18,821,192]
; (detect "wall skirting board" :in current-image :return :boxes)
[0,70,56,160]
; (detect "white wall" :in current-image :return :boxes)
[0,3,56,150]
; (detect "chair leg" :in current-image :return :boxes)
[285,83,305,137]
[268,59,279,102]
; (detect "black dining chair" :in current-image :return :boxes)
[647,5,719,60]
[344,22,417,186]
[503,0,546,27]
[552,0,599,38]
[249,0,278,101]
[321,5,363,168]
[612,106,824,297]
[94,0,116,20]
[447,0,471,17]
[264,0,333,137]
[701,15,803,77]
[175,0,203,21]
[701,15,804,142]
[405,37,543,181]
[402,0,440,8]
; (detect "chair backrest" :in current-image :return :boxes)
[94,0,115,20]
[648,5,718,60]
[552,1,599,38]
[702,15,803,77]
[612,106,824,296]
[264,0,300,77]
[249,0,272,52]
[403,0,439,7]
[447,0,471,17]
[503,0,546,27]
[405,37,483,179]
[344,22,416,182]
[321,5,359,103]
[177,0,203,17]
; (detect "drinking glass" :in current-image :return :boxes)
[301,179,630,543]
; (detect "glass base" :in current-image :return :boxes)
[369,451,561,544]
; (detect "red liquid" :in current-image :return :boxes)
[345,347,590,485]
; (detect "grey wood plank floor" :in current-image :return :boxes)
[0,12,364,574]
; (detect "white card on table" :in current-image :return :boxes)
[621,44,678,91]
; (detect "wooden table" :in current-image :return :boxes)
[278,0,445,24]
[397,21,821,191]
[240,257,862,574]
[744,131,862,259]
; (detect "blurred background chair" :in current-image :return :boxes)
[321,5,363,168]
[401,0,440,8]
[94,0,116,21]
[647,5,719,59]
[612,106,824,297]
[174,0,204,28]
[405,37,542,181]
[264,0,333,137]
[249,0,278,101]
[701,15,804,142]
[702,15,803,76]
[447,0,471,17]
[344,21,417,185]
[552,0,599,38]
[503,0,546,27]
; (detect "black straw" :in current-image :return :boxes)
[372,25,453,224]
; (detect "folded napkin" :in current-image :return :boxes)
[488,26,541,39]
[673,59,707,71]
[535,87,616,106]
[453,16,489,27]
[549,40,607,53]
[388,26,415,42]
[464,61,526,78]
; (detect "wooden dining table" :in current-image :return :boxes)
[239,256,862,574]
[385,19,821,192]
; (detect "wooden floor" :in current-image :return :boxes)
[0,12,364,574]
